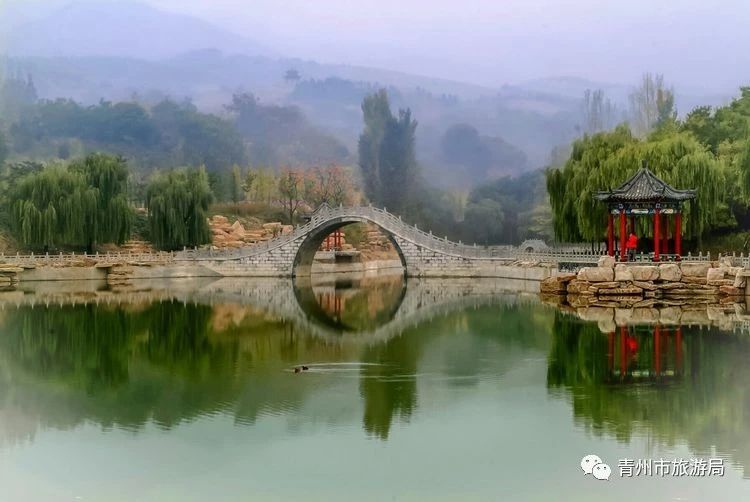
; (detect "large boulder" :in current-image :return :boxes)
[614,264,633,282]
[588,281,621,290]
[567,280,592,294]
[629,265,659,281]
[719,285,743,296]
[733,273,747,288]
[659,307,682,324]
[659,263,682,282]
[633,280,659,291]
[631,307,660,323]
[540,276,567,294]
[597,255,616,268]
[706,268,726,282]
[682,276,708,285]
[577,306,614,323]
[680,262,710,278]
[577,267,614,282]
[596,285,644,295]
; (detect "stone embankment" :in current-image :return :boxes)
[0,265,22,289]
[541,255,746,308]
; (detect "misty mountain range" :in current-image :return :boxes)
[0,1,740,184]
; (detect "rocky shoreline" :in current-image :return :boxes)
[541,256,747,308]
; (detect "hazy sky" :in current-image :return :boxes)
[149,0,750,91]
[5,0,750,91]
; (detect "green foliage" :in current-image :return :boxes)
[440,123,527,180]
[9,154,131,250]
[0,129,7,166]
[70,154,132,245]
[226,93,349,167]
[358,90,419,214]
[277,169,310,224]
[466,170,551,243]
[546,125,723,243]
[229,165,244,204]
[464,199,505,245]
[0,74,37,124]
[146,167,213,250]
[10,98,246,172]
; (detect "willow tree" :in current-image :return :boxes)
[10,154,132,251]
[546,124,724,244]
[69,153,131,248]
[146,167,213,250]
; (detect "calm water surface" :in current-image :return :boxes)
[0,275,749,501]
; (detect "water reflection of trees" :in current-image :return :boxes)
[547,312,750,476]
[0,291,553,445]
[358,303,552,439]
[360,333,420,439]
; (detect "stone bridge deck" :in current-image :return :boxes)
[173,204,557,279]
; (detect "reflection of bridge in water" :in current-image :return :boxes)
[0,276,542,344]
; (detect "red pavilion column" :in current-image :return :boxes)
[653,208,661,261]
[675,212,682,258]
[619,211,627,262]
[662,213,669,256]
[607,213,614,256]
[654,324,661,377]
[619,325,627,378]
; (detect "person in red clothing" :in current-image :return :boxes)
[626,232,638,261]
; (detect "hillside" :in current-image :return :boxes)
[3,1,273,60]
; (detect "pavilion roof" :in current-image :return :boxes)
[594,168,696,204]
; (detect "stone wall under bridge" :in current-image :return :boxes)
[173,205,556,280]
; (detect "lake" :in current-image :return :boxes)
[0,274,749,501]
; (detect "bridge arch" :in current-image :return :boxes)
[175,205,551,278]
[291,215,407,276]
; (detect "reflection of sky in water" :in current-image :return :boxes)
[0,277,749,500]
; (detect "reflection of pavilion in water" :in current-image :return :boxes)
[607,324,683,382]
[549,310,750,478]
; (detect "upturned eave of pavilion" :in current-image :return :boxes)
[593,168,697,206]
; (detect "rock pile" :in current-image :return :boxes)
[541,256,747,308]
[364,226,394,253]
[0,265,22,289]
[209,216,293,249]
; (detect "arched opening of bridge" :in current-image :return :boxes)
[292,273,407,334]
[292,218,406,277]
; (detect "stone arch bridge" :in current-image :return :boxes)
[175,204,554,279]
